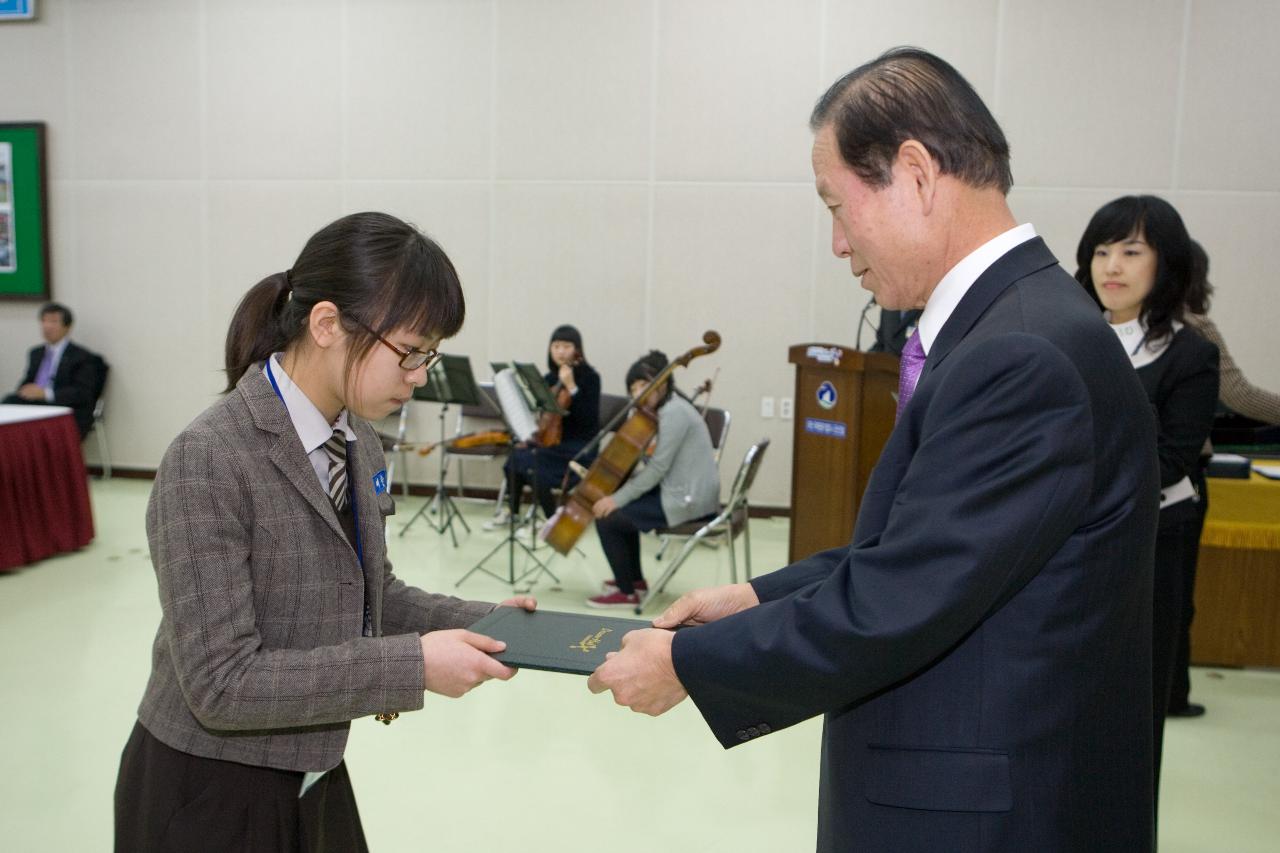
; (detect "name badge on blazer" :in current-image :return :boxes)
[372,470,388,495]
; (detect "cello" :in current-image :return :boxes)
[540,330,721,556]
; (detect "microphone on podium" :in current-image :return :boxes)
[855,293,878,351]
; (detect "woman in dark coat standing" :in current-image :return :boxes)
[1075,195,1219,813]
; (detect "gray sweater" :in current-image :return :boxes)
[612,394,720,526]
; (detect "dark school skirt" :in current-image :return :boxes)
[114,721,369,853]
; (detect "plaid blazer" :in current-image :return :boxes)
[136,366,494,772]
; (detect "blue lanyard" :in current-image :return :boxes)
[264,358,364,569]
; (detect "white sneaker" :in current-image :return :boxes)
[481,509,512,531]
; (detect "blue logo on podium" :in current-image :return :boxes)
[816,381,838,410]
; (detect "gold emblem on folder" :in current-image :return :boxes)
[570,627,614,653]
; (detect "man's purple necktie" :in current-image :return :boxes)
[33,346,55,389]
[896,331,926,420]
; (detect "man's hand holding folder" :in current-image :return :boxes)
[587,583,760,716]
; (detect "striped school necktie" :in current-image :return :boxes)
[323,429,349,510]
[325,428,371,636]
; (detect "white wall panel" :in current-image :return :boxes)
[0,0,1276,506]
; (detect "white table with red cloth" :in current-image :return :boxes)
[0,404,94,572]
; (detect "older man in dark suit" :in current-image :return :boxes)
[590,48,1158,852]
[4,302,105,437]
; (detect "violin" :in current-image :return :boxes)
[540,331,721,556]
[533,354,581,448]
[407,429,512,458]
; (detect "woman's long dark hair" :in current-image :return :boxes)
[223,212,464,391]
[1074,195,1193,348]
[1186,239,1214,316]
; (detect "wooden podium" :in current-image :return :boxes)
[787,344,899,562]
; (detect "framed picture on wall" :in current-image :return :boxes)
[0,122,51,300]
[0,1,37,21]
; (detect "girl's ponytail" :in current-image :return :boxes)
[223,271,293,391]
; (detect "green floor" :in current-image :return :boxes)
[2,479,1276,851]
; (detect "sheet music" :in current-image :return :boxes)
[494,367,537,442]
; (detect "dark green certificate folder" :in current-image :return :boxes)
[468,607,653,675]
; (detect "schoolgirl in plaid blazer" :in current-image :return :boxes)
[115,212,535,852]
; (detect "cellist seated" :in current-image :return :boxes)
[586,351,720,608]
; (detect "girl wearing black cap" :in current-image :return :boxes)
[497,325,601,525]
[586,351,720,608]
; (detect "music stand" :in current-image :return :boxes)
[456,362,565,590]
[514,362,566,420]
[399,355,482,546]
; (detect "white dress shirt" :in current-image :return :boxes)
[914,223,1038,355]
[40,337,72,401]
[266,354,357,491]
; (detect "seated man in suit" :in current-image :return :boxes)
[3,302,104,437]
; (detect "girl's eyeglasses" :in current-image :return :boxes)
[347,316,441,371]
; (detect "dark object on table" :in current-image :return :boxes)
[1205,454,1251,479]
[1210,412,1280,447]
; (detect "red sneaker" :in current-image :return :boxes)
[585,590,642,609]
[601,579,648,593]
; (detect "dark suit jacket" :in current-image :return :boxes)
[1134,327,1219,529]
[673,238,1159,852]
[555,361,601,444]
[871,309,922,356]
[137,366,494,772]
[18,341,103,436]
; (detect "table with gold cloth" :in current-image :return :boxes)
[1190,470,1280,668]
